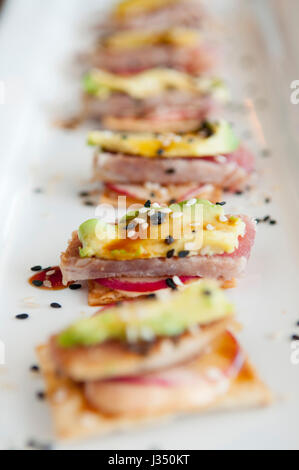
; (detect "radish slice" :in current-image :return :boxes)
[177,184,214,202]
[105,183,148,200]
[106,182,209,203]
[95,276,199,293]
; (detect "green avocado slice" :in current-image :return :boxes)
[57,281,233,348]
[87,120,239,158]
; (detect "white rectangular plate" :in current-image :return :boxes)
[0,0,298,450]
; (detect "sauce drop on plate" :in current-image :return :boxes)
[29,266,70,290]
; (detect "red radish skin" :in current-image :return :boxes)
[106,182,211,202]
[177,184,213,202]
[95,276,199,293]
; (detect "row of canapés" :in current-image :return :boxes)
[36,0,272,441]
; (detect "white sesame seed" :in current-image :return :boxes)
[184,242,198,251]
[140,327,155,342]
[219,215,228,222]
[206,224,215,231]
[139,207,150,213]
[145,182,161,190]
[205,367,223,381]
[134,218,145,224]
[80,413,98,428]
[43,280,52,288]
[171,212,183,218]
[200,246,212,256]
[53,388,68,403]
[216,155,227,163]
[46,270,55,276]
[188,324,201,335]
[160,188,168,196]
[186,198,197,206]
[172,276,184,287]
[127,230,136,239]
[152,202,161,208]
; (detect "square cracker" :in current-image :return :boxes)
[36,344,272,441]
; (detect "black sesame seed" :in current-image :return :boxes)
[269,219,277,225]
[291,335,299,341]
[198,121,214,138]
[150,192,156,198]
[147,293,157,299]
[84,201,95,207]
[69,284,82,290]
[255,218,261,224]
[235,191,243,196]
[36,391,46,400]
[265,198,271,204]
[166,249,175,259]
[165,168,175,174]
[33,188,43,194]
[150,211,166,226]
[79,191,89,198]
[15,313,29,320]
[166,278,177,290]
[144,200,151,208]
[165,235,175,245]
[178,250,189,258]
[31,265,42,272]
[50,303,61,309]
[262,149,271,157]
[168,199,177,205]
[203,290,212,296]
[32,279,43,287]
[30,365,40,373]
[157,148,164,156]
[296,321,299,327]
[263,215,270,222]
[216,201,226,206]
[26,440,52,451]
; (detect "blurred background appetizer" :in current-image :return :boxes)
[87,121,254,207]
[82,69,228,132]
[100,0,205,34]
[86,28,216,76]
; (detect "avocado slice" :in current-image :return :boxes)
[78,219,117,258]
[115,0,179,18]
[57,280,234,348]
[83,68,228,102]
[170,198,223,223]
[88,120,239,158]
[77,199,245,260]
[103,28,201,50]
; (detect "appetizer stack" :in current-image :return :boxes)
[36,0,271,441]
[37,282,271,440]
